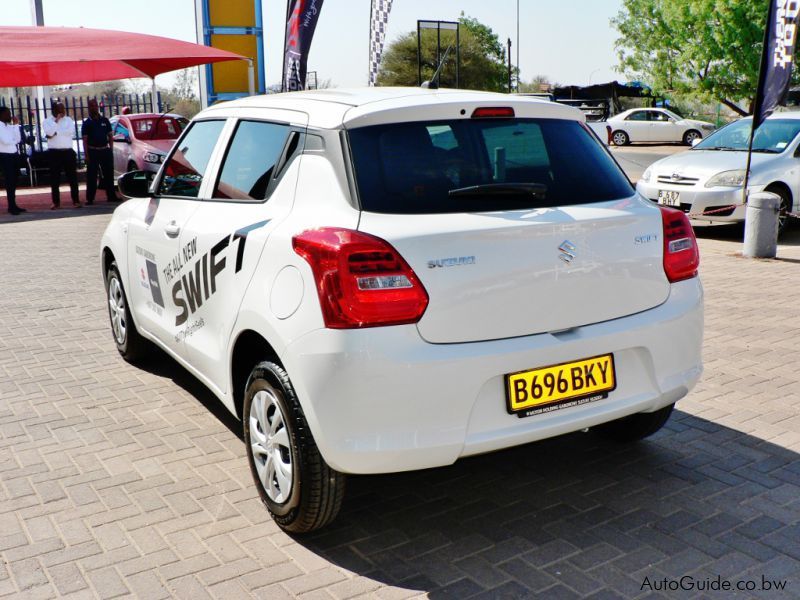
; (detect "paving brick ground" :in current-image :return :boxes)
[1,198,800,598]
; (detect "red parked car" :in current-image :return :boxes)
[110,113,189,177]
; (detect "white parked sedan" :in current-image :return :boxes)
[101,88,703,532]
[608,107,716,146]
[636,113,800,234]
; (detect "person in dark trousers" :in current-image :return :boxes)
[0,107,25,215]
[43,102,81,209]
[81,99,121,204]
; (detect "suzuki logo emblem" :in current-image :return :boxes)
[670,172,683,181]
[558,240,576,263]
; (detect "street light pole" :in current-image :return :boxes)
[30,0,49,133]
[507,38,512,93]
[516,0,520,90]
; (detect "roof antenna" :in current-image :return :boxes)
[421,44,453,89]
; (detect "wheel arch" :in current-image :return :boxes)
[765,180,792,209]
[101,246,116,281]
[683,128,702,144]
[230,329,282,421]
[611,129,629,145]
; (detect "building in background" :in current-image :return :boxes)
[195,0,265,106]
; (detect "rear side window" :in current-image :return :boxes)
[348,118,633,214]
[626,111,648,121]
[158,120,225,198]
[214,121,291,201]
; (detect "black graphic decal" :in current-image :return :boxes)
[145,260,165,308]
[233,220,270,273]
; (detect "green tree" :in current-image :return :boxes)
[161,69,201,118]
[518,75,557,93]
[613,0,775,115]
[377,14,510,92]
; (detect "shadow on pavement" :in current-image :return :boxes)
[296,412,800,598]
[131,346,243,441]
[134,344,800,597]
[0,203,120,226]
[693,221,800,248]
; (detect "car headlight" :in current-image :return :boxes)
[705,169,746,188]
[143,152,163,164]
[641,168,652,183]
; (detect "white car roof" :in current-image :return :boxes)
[199,87,583,129]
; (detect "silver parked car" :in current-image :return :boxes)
[636,113,800,234]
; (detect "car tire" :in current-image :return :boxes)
[612,130,629,146]
[593,403,674,442]
[683,130,702,145]
[766,185,793,237]
[104,261,149,362]
[243,361,345,533]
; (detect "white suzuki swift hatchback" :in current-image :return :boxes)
[101,88,703,533]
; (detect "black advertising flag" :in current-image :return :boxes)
[753,0,800,129]
[283,0,325,92]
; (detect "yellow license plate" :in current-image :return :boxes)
[506,353,616,416]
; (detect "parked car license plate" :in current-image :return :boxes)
[658,190,681,207]
[506,354,616,417]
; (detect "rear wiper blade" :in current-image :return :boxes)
[448,183,547,198]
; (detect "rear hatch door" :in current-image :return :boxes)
[346,99,669,343]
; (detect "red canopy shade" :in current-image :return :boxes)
[0,26,246,87]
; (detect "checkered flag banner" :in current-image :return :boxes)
[368,0,393,86]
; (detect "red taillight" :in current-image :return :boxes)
[292,228,429,328]
[660,206,699,282]
[471,107,515,118]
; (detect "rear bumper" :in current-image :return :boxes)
[636,181,754,222]
[283,278,703,474]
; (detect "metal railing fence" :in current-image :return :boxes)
[0,92,163,165]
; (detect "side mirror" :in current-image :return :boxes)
[691,138,701,148]
[118,170,153,198]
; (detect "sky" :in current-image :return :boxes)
[4,0,625,91]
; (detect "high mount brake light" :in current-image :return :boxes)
[659,206,700,282]
[471,107,515,118]
[292,228,429,328]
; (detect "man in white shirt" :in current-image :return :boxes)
[0,106,25,215]
[43,102,81,209]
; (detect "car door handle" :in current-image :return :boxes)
[165,222,181,238]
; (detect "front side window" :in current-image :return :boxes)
[113,122,129,138]
[348,118,633,214]
[214,121,292,201]
[158,120,225,198]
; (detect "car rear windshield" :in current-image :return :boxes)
[131,116,189,140]
[347,118,633,214]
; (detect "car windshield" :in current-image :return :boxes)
[694,118,800,153]
[348,118,633,214]
[130,116,189,140]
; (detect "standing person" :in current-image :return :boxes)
[81,99,121,204]
[43,102,81,209]
[0,107,25,215]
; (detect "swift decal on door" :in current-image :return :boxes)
[170,220,270,326]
